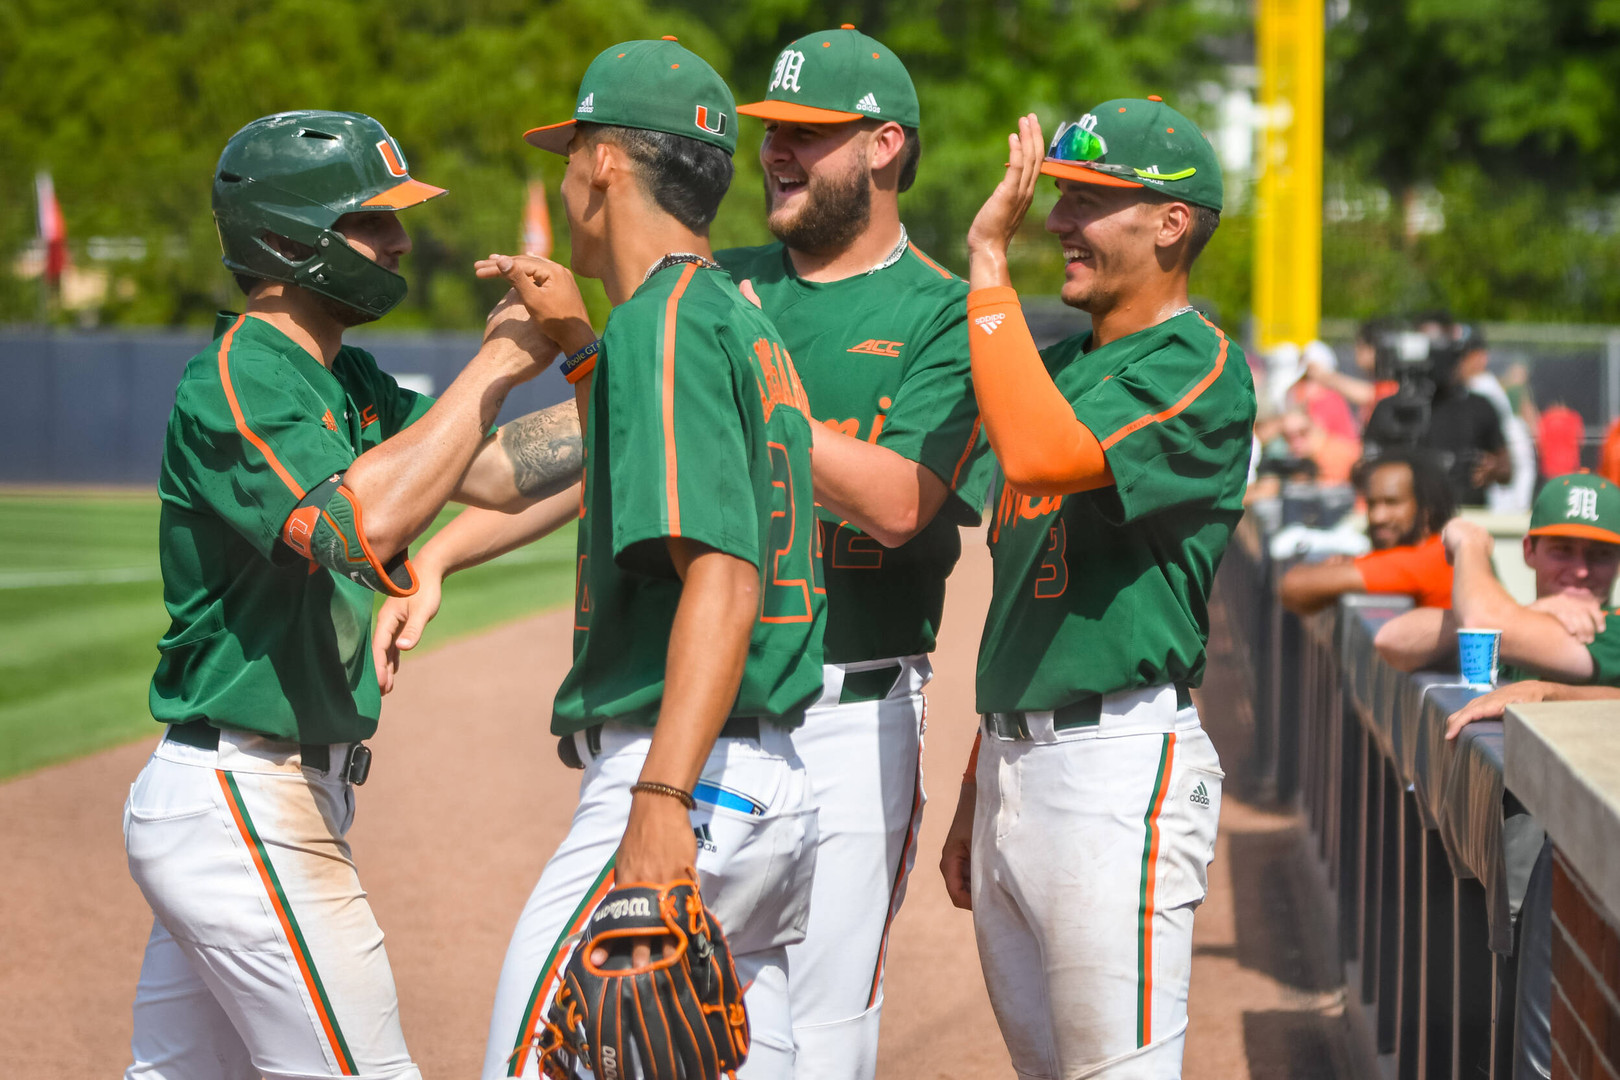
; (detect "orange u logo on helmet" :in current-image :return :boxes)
[694,106,727,136]
[375,139,409,178]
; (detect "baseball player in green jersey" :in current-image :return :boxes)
[716,26,993,1080]
[366,40,825,1078]
[939,105,1254,1077]
[122,111,584,1080]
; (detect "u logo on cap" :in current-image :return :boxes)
[695,106,727,136]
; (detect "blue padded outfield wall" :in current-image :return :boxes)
[0,328,572,486]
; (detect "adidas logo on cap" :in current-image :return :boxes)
[974,313,1006,335]
[577,92,595,114]
[855,92,881,114]
[1189,781,1211,806]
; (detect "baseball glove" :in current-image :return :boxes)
[535,879,750,1080]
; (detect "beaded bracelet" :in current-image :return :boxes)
[561,339,601,384]
[631,780,696,811]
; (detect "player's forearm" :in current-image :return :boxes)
[344,349,534,558]
[638,545,758,792]
[1451,541,1594,679]
[414,489,580,579]
[455,401,583,511]
[1278,563,1365,615]
[966,287,1113,497]
[808,427,949,547]
[1374,608,1457,671]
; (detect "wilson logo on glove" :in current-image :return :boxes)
[535,880,750,1080]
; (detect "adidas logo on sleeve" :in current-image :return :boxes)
[974,313,1006,335]
[855,93,881,113]
[1189,781,1211,806]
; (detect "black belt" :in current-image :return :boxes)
[983,683,1193,740]
[838,663,902,704]
[164,721,371,784]
[557,716,764,771]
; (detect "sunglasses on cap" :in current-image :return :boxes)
[1046,120,1198,182]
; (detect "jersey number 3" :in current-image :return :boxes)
[1034,519,1068,598]
[762,442,822,623]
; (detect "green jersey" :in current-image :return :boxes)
[1582,612,1620,684]
[977,311,1255,712]
[716,240,993,663]
[151,313,433,743]
[551,263,825,734]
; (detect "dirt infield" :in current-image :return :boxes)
[0,533,1349,1078]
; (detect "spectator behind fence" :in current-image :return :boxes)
[1278,451,1455,614]
[1279,406,1361,486]
[1374,474,1620,722]
[1298,319,1400,425]
[1456,324,1536,514]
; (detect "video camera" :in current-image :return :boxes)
[1363,318,1469,448]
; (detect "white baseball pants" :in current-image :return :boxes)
[972,686,1222,1080]
[481,720,818,1080]
[785,656,930,1080]
[123,730,420,1080]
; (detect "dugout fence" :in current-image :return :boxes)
[1213,495,1551,1079]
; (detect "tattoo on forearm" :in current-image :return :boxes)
[500,402,583,499]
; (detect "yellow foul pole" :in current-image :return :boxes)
[1253,0,1324,350]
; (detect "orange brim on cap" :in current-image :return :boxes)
[361,178,448,209]
[1040,159,1144,189]
[523,120,576,155]
[737,100,864,124]
[1526,523,1620,545]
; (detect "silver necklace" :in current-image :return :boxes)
[866,225,909,275]
[644,252,721,283]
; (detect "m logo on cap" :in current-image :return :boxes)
[695,106,727,136]
[769,49,806,94]
[1568,487,1600,521]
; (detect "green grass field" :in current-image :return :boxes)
[0,492,577,780]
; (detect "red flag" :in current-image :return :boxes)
[36,171,67,287]
[523,178,553,258]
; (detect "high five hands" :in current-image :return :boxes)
[966,113,1044,290]
[474,254,598,357]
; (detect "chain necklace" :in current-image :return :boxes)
[865,224,910,275]
[644,252,722,283]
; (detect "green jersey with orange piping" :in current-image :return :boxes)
[976,311,1255,712]
[550,262,826,734]
[717,240,992,664]
[149,312,434,742]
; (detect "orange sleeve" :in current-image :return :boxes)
[963,730,982,784]
[1354,538,1454,609]
[967,287,1114,496]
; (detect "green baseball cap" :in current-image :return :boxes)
[1041,96,1223,212]
[737,26,919,128]
[1528,472,1620,545]
[525,38,737,156]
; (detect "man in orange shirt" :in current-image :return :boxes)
[1279,450,1456,614]
[1278,406,1361,486]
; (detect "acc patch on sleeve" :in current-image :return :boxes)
[281,472,417,597]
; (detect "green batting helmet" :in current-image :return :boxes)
[212,111,445,319]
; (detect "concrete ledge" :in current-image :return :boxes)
[1504,702,1620,923]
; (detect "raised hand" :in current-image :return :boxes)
[475,254,597,356]
[967,113,1045,290]
[478,289,560,381]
